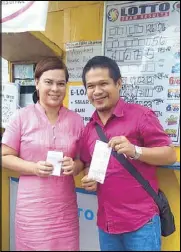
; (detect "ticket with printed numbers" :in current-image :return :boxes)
[46,151,63,176]
[88,140,112,184]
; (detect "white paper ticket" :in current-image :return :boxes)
[88,140,112,184]
[46,151,63,176]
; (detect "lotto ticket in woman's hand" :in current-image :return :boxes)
[88,140,112,184]
[46,151,63,176]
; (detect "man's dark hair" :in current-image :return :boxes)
[82,56,122,86]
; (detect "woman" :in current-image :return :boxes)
[2,57,85,251]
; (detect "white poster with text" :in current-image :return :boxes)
[1,83,19,128]
[66,41,102,82]
[103,1,180,145]
[69,86,95,125]
[1,1,48,32]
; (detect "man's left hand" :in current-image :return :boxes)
[108,136,136,158]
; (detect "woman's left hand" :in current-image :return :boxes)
[62,156,75,175]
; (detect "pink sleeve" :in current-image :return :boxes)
[2,110,21,153]
[76,118,85,157]
[79,126,92,166]
[139,110,172,147]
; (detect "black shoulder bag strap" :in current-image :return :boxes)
[95,123,162,211]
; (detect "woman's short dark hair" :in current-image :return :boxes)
[35,57,69,82]
[82,56,121,87]
[33,57,69,103]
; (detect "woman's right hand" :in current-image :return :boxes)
[33,161,54,177]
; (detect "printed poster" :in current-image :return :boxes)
[69,85,95,125]
[1,1,48,32]
[1,83,19,128]
[103,1,180,145]
[66,41,102,82]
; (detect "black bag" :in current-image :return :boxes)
[95,124,176,237]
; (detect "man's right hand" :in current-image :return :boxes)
[81,175,97,192]
[34,161,54,177]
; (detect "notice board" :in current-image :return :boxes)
[103,1,180,145]
[1,83,19,128]
[66,41,102,82]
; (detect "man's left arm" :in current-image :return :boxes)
[108,110,177,166]
[135,145,176,166]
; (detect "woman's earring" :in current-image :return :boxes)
[32,89,39,103]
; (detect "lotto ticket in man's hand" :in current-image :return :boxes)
[46,151,63,176]
[88,140,112,184]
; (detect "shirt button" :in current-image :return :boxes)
[53,136,56,140]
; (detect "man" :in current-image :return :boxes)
[80,56,177,251]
